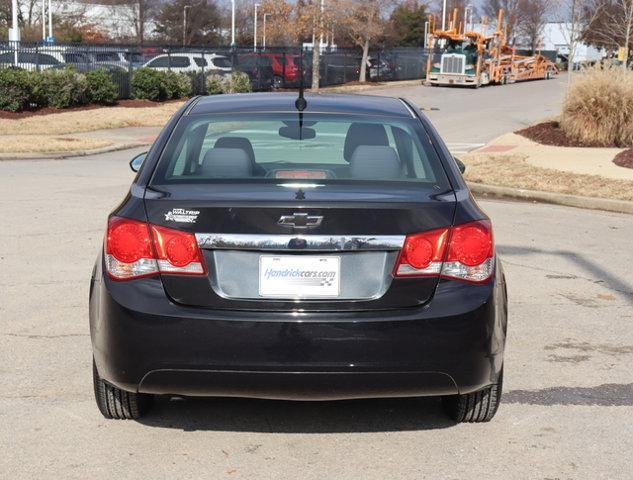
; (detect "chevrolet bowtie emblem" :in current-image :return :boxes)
[278,213,323,230]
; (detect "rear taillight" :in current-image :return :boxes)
[395,220,494,283]
[104,216,206,281]
[394,227,449,277]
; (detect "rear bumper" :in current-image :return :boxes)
[90,260,507,400]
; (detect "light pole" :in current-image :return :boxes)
[319,0,324,49]
[230,0,236,47]
[253,3,260,52]
[41,0,45,40]
[48,0,52,40]
[441,0,447,31]
[10,0,19,64]
[183,5,191,47]
[423,21,429,48]
[263,13,271,50]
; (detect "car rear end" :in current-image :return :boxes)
[90,94,507,420]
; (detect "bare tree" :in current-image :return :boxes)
[102,0,159,45]
[481,0,523,40]
[556,0,600,87]
[517,0,551,52]
[584,0,633,68]
[336,0,390,82]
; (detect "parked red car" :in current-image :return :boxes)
[260,53,302,88]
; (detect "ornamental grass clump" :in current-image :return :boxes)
[561,66,633,147]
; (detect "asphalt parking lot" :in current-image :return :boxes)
[2,78,632,479]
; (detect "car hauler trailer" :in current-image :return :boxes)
[426,9,558,88]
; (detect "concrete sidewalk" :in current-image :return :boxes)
[476,132,633,180]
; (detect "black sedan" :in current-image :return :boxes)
[90,92,507,422]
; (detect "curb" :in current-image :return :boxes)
[0,142,149,161]
[470,183,633,215]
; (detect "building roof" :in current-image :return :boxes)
[189,93,414,118]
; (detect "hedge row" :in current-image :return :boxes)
[0,67,118,112]
[131,68,252,101]
[1,66,253,112]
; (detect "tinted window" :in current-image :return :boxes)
[96,53,120,62]
[20,53,59,65]
[170,56,190,68]
[151,114,449,188]
[212,57,232,68]
[64,53,91,63]
[147,56,169,68]
[238,56,257,68]
[193,57,207,67]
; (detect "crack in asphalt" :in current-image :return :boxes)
[3,333,88,339]
[500,258,633,300]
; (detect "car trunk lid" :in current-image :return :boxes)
[144,182,456,311]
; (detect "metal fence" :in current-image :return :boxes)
[0,41,429,99]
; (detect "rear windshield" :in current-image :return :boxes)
[150,113,449,188]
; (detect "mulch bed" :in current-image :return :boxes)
[613,149,633,169]
[0,99,179,120]
[516,121,613,148]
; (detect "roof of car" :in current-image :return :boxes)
[188,93,414,118]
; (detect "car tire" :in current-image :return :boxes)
[93,360,151,420]
[441,370,503,423]
[272,75,284,89]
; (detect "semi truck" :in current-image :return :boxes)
[426,9,558,88]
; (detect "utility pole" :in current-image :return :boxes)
[254,3,260,52]
[231,0,236,47]
[263,13,271,50]
[183,5,191,47]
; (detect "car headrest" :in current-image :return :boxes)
[349,145,402,179]
[214,137,256,164]
[343,122,389,162]
[201,148,252,178]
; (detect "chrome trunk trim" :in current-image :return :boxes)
[196,234,405,251]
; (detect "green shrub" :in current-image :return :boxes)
[131,68,166,101]
[85,69,118,105]
[206,74,225,95]
[0,68,33,112]
[224,71,252,93]
[32,68,88,109]
[132,68,193,101]
[175,72,193,98]
[561,65,633,147]
[161,71,192,99]
[162,70,181,99]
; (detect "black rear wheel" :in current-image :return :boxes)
[272,75,284,89]
[93,360,152,420]
[442,370,503,422]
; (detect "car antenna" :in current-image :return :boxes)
[295,46,307,140]
[295,46,307,112]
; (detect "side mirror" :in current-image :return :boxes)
[454,156,466,174]
[129,152,147,172]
